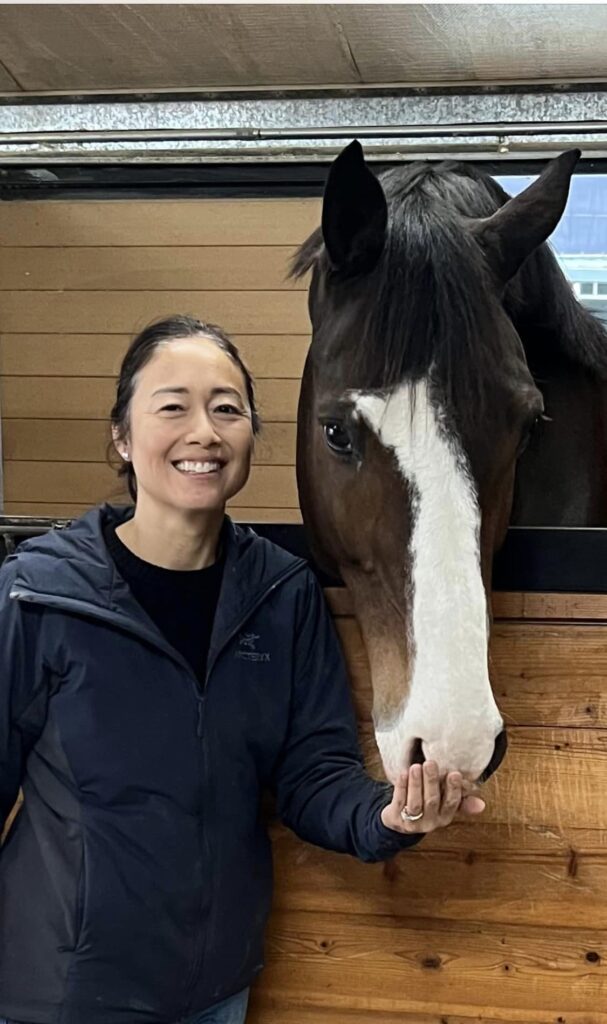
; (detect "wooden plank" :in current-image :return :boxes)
[270,823,607,929]
[491,622,607,727]
[0,58,19,91]
[493,591,607,622]
[315,5,607,85]
[2,5,606,96]
[0,200,320,247]
[326,586,607,622]
[0,290,309,335]
[0,246,306,292]
[2,502,92,519]
[0,377,300,422]
[0,333,310,378]
[229,508,302,524]
[2,502,302,523]
[484,727,607,830]
[411,820,607,856]
[0,7,356,92]
[3,419,297,466]
[3,461,299,508]
[258,910,607,1019]
[334,617,607,728]
[248,1004,590,1024]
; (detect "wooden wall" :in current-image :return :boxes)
[0,197,320,520]
[2,198,606,1022]
[251,591,607,1024]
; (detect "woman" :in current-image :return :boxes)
[0,315,484,1024]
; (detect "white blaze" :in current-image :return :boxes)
[352,379,503,780]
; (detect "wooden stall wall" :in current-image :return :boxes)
[1,198,606,1022]
[0,197,319,520]
[253,591,607,1024]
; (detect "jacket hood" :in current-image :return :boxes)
[7,505,306,655]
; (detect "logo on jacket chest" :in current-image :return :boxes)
[234,631,271,663]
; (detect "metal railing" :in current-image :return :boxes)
[0,516,71,561]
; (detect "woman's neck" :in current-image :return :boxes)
[116,501,225,570]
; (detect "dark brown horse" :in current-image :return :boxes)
[292,142,596,787]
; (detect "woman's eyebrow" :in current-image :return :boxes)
[151,385,244,401]
[210,386,244,401]
[151,386,189,398]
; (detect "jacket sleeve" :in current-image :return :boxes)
[272,570,423,863]
[0,560,49,833]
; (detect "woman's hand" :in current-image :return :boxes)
[380,761,486,835]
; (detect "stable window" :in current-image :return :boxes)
[496,173,607,319]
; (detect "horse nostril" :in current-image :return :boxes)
[411,738,426,767]
[478,729,508,783]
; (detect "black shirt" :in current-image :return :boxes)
[103,522,224,685]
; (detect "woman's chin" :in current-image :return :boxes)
[157,492,228,515]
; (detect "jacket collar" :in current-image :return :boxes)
[10,504,306,670]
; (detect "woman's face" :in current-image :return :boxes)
[117,336,254,514]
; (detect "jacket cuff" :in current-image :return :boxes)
[372,808,425,854]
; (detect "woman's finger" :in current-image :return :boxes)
[422,762,440,819]
[439,771,462,822]
[461,794,486,815]
[390,771,409,813]
[405,764,423,816]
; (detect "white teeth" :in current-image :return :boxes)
[174,460,221,474]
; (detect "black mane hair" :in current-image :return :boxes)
[451,162,607,379]
[293,162,510,416]
[292,161,607,404]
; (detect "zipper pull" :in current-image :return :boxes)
[196,699,204,738]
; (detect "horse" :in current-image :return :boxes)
[291,141,589,787]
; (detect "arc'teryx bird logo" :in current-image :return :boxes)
[235,632,271,663]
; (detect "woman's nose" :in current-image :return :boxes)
[186,412,222,446]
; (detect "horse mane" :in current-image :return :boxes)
[292,162,508,419]
[292,160,607,388]
[447,163,607,379]
[291,227,323,278]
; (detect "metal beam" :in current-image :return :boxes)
[1,88,606,163]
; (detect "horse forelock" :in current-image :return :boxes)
[367,168,503,414]
[294,159,607,392]
[298,162,509,426]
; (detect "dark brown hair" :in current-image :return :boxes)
[110,314,260,501]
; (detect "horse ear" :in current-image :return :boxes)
[472,149,580,285]
[322,140,388,274]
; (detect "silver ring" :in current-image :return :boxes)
[401,807,424,823]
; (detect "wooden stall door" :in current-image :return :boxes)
[249,591,607,1024]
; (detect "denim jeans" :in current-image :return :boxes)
[0,991,250,1024]
[180,988,250,1024]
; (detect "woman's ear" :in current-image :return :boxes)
[112,425,130,462]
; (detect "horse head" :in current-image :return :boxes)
[293,142,579,785]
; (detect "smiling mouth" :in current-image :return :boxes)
[172,459,225,476]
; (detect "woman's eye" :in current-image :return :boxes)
[214,404,242,415]
[323,421,353,456]
[160,403,185,413]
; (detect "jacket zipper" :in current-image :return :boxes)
[181,558,305,1014]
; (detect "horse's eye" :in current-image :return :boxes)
[323,422,353,456]
[517,414,541,456]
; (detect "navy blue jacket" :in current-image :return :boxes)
[0,505,421,1024]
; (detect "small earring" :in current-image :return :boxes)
[121,451,130,461]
